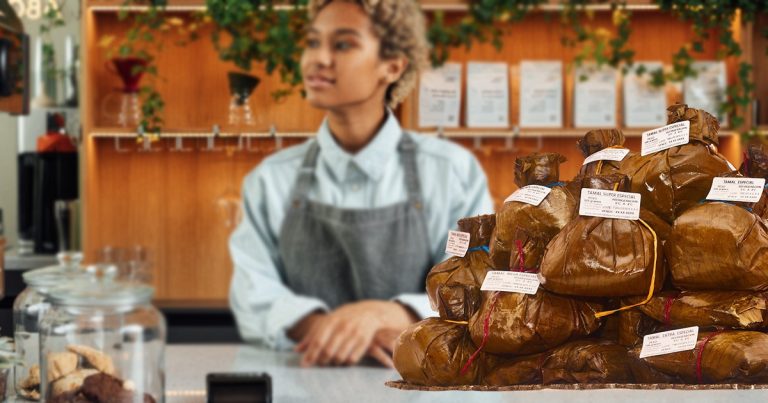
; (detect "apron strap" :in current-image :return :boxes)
[290,133,423,208]
[398,133,423,209]
[290,140,321,205]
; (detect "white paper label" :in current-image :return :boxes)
[445,230,471,257]
[583,148,630,165]
[706,177,766,203]
[520,61,563,128]
[574,64,618,128]
[579,189,641,220]
[466,62,510,128]
[685,61,728,126]
[481,271,540,295]
[623,61,667,128]
[639,326,699,359]
[504,185,552,206]
[641,120,691,156]
[418,63,462,128]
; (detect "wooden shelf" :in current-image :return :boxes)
[86,0,206,10]
[89,129,316,138]
[85,0,660,12]
[88,126,739,140]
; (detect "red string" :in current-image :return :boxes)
[536,350,548,382]
[662,294,679,326]
[743,151,750,176]
[695,331,724,384]
[460,292,499,375]
[514,239,525,272]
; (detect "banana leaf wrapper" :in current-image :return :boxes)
[618,309,662,348]
[541,340,635,384]
[740,143,768,219]
[468,290,603,355]
[483,353,545,386]
[624,291,768,329]
[490,153,576,270]
[393,318,488,386]
[666,202,768,291]
[426,214,496,321]
[539,174,666,297]
[578,129,633,177]
[619,104,733,224]
[635,331,768,384]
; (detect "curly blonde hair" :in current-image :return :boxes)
[308,0,429,108]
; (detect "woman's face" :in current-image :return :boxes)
[301,1,404,110]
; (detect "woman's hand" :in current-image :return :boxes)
[294,300,417,367]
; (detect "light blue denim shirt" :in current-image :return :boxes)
[229,111,494,349]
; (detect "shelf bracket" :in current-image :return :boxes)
[203,125,224,152]
[113,137,128,153]
[137,126,160,153]
[473,136,482,151]
[171,136,193,153]
[271,125,282,151]
[505,126,520,152]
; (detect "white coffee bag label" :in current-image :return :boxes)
[504,185,552,206]
[445,230,471,257]
[641,120,691,156]
[583,148,630,165]
[639,326,699,359]
[579,189,641,220]
[706,177,766,203]
[480,271,540,295]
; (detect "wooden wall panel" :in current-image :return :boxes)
[88,12,326,132]
[84,7,745,302]
[402,11,724,131]
[86,139,307,300]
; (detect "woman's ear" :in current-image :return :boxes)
[383,57,408,84]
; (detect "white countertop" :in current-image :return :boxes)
[164,344,768,403]
[2,249,58,271]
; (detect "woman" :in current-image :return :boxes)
[229,0,493,368]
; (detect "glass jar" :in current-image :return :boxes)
[39,265,166,402]
[13,251,85,400]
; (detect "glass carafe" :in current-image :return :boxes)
[227,71,260,130]
[101,57,146,128]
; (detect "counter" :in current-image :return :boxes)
[162,345,768,403]
[2,249,58,272]
[1,248,59,338]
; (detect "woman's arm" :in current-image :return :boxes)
[229,169,329,350]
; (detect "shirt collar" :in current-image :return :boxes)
[316,110,402,181]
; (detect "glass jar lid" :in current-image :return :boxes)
[22,251,87,288]
[47,264,155,307]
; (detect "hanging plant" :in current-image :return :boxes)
[205,0,308,99]
[102,0,766,138]
[653,0,768,135]
[421,1,767,136]
[100,0,200,139]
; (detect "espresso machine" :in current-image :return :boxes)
[17,108,79,254]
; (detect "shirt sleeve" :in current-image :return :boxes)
[390,293,435,319]
[431,150,495,264]
[229,169,329,350]
[395,147,495,320]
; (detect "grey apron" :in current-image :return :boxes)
[277,133,432,309]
